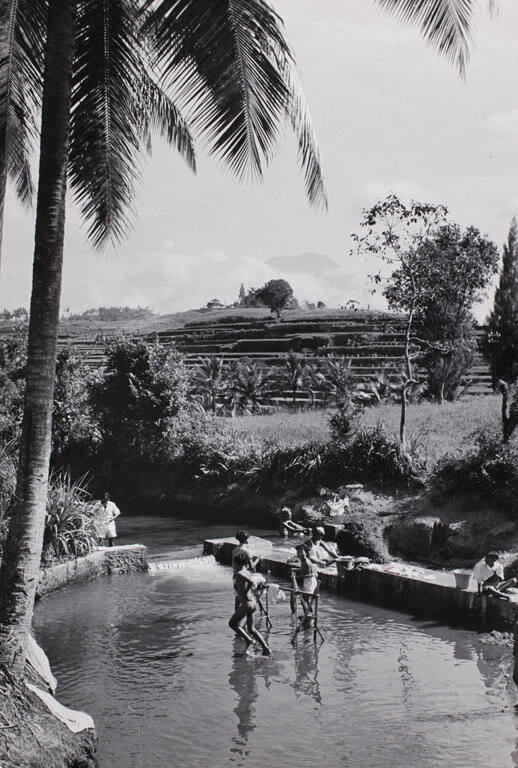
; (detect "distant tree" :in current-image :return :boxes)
[11,308,28,321]
[353,195,448,443]
[313,356,356,408]
[68,306,154,322]
[189,357,227,415]
[317,300,326,309]
[255,279,294,318]
[276,353,314,405]
[394,224,498,403]
[483,218,518,385]
[237,284,247,307]
[226,359,274,415]
[0,308,28,322]
[90,336,188,460]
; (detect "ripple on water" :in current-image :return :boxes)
[33,516,518,768]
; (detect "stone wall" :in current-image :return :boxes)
[205,535,518,630]
[36,544,148,599]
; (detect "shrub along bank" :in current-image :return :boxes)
[1,333,518,564]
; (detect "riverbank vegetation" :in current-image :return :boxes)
[0,331,514,551]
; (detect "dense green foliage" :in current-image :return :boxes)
[411,224,498,401]
[43,472,98,563]
[90,336,188,461]
[432,431,518,515]
[0,330,27,443]
[483,218,518,386]
[0,331,513,530]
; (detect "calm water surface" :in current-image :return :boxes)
[33,516,518,768]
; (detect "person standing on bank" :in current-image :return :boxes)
[97,492,121,547]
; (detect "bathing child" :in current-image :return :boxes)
[228,552,271,656]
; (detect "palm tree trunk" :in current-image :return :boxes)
[0,0,77,672]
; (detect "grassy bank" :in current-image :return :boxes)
[231,396,501,459]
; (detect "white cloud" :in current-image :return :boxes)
[57,239,380,314]
[359,180,438,207]
[487,109,518,138]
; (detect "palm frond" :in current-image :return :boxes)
[138,70,195,172]
[144,0,325,207]
[0,0,46,207]
[376,0,474,77]
[69,0,144,249]
[282,67,327,210]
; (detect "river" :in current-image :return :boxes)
[33,515,518,768]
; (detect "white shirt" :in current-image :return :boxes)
[472,558,504,583]
[98,500,120,524]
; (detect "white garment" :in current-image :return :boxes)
[96,500,120,539]
[302,575,318,594]
[25,682,95,733]
[27,633,57,693]
[472,558,504,583]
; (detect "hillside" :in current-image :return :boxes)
[0,306,494,398]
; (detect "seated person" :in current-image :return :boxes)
[278,507,307,538]
[307,526,337,566]
[472,551,517,597]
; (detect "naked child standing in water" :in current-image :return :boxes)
[229,552,271,656]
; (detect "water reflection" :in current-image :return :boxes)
[228,635,280,765]
[33,516,518,768]
[293,637,322,704]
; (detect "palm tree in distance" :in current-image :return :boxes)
[0,0,479,672]
[190,357,227,414]
[276,352,314,406]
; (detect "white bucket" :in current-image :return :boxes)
[336,556,355,577]
[453,569,472,590]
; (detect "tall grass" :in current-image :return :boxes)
[231,409,331,447]
[230,397,501,460]
[44,471,99,561]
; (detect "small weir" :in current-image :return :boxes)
[147,554,217,572]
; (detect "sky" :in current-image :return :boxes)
[2,0,518,319]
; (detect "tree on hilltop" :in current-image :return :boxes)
[483,218,518,385]
[255,279,294,318]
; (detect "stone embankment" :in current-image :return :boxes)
[205,535,518,630]
[37,543,148,598]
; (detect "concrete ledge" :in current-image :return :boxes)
[36,544,148,598]
[204,536,518,630]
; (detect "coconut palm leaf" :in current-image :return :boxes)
[376,0,473,76]
[69,0,195,248]
[144,0,326,207]
[138,70,196,171]
[69,0,143,248]
[0,0,46,207]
